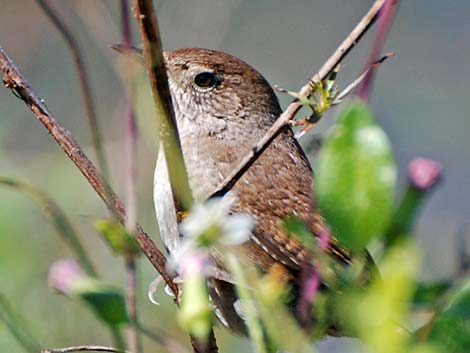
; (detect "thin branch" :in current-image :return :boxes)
[125,259,141,353]
[0,294,42,353]
[0,177,97,277]
[357,0,400,100]
[133,0,194,210]
[35,0,111,187]
[0,47,178,297]
[41,346,129,353]
[120,1,142,352]
[120,0,139,232]
[210,0,387,198]
[334,52,395,103]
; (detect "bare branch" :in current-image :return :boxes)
[41,346,128,353]
[0,47,178,297]
[211,0,387,197]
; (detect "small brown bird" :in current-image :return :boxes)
[153,48,346,334]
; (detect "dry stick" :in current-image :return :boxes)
[133,0,194,210]
[41,346,129,353]
[0,47,178,298]
[35,0,111,191]
[211,0,386,198]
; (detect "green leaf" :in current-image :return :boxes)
[316,100,396,252]
[70,278,130,328]
[95,219,140,258]
[413,281,453,308]
[253,271,314,353]
[427,280,470,352]
[338,241,419,353]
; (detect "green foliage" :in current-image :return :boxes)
[252,269,313,353]
[316,100,396,252]
[95,219,140,258]
[227,253,267,353]
[413,281,453,308]
[178,265,213,341]
[339,241,419,353]
[69,277,130,328]
[426,280,470,352]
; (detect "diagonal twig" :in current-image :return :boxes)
[0,294,43,353]
[0,47,178,297]
[0,177,97,277]
[210,0,387,198]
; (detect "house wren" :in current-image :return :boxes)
[154,48,343,334]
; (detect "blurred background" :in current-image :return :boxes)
[0,1,469,352]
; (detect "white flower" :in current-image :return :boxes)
[179,193,254,247]
[167,194,254,272]
[149,194,255,306]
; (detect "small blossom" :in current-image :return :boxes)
[48,259,85,294]
[179,193,254,247]
[408,157,442,191]
[150,194,254,307]
[168,194,253,272]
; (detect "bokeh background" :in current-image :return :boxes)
[1,1,469,352]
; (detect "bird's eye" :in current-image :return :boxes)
[194,72,218,89]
